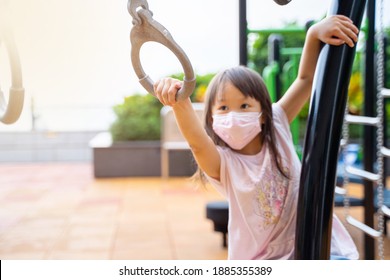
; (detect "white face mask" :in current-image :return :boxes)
[212,111,262,150]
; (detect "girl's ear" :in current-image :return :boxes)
[260,113,266,125]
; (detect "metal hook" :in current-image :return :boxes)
[128,0,196,101]
[273,0,292,5]
[127,0,152,26]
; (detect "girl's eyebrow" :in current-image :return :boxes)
[215,92,226,102]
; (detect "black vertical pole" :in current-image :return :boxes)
[363,0,376,260]
[239,0,248,65]
[382,36,388,237]
[295,0,367,260]
[384,36,388,184]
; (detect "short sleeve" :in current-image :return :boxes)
[273,103,289,124]
[272,103,294,143]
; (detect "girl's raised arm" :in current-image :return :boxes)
[154,79,221,180]
[278,15,359,123]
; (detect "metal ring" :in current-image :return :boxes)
[0,25,24,124]
[130,9,196,101]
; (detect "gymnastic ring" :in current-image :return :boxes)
[0,25,24,124]
[130,9,196,101]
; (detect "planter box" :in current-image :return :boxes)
[89,132,196,178]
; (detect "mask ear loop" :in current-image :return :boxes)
[258,111,264,126]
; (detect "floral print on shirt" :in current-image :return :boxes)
[255,165,290,229]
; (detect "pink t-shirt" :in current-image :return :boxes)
[206,103,358,260]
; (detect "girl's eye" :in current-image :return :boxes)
[219,105,228,111]
[241,104,249,109]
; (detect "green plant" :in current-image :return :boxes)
[109,73,215,142]
[110,94,163,141]
[170,73,215,102]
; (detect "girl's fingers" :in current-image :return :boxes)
[166,82,177,105]
[339,20,359,40]
[348,22,359,37]
[327,38,345,46]
[154,79,164,103]
[161,79,172,105]
[166,82,183,105]
[154,78,181,106]
[336,15,353,23]
[166,82,180,105]
[324,16,359,48]
[337,29,355,47]
[338,23,359,47]
[155,79,169,105]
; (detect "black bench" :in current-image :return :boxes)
[206,201,229,248]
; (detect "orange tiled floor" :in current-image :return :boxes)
[0,163,227,260]
[0,163,389,260]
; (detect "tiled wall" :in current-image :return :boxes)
[0,131,101,162]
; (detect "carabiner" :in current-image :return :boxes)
[128,0,196,101]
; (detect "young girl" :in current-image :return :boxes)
[154,15,359,260]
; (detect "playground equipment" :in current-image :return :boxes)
[128,0,387,259]
[261,32,305,154]
[294,0,366,260]
[0,3,24,124]
[206,201,229,248]
[259,12,390,253]
[240,0,389,259]
[128,0,196,101]
[129,0,291,99]
[339,0,390,260]
[273,0,292,5]
[296,0,390,260]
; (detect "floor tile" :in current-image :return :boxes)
[0,163,388,260]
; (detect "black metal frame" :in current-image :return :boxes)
[238,0,371,259]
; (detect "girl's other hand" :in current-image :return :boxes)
[153,78,182,107]
[310,15,359,48]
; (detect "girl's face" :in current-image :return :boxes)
[211,82,262,116]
